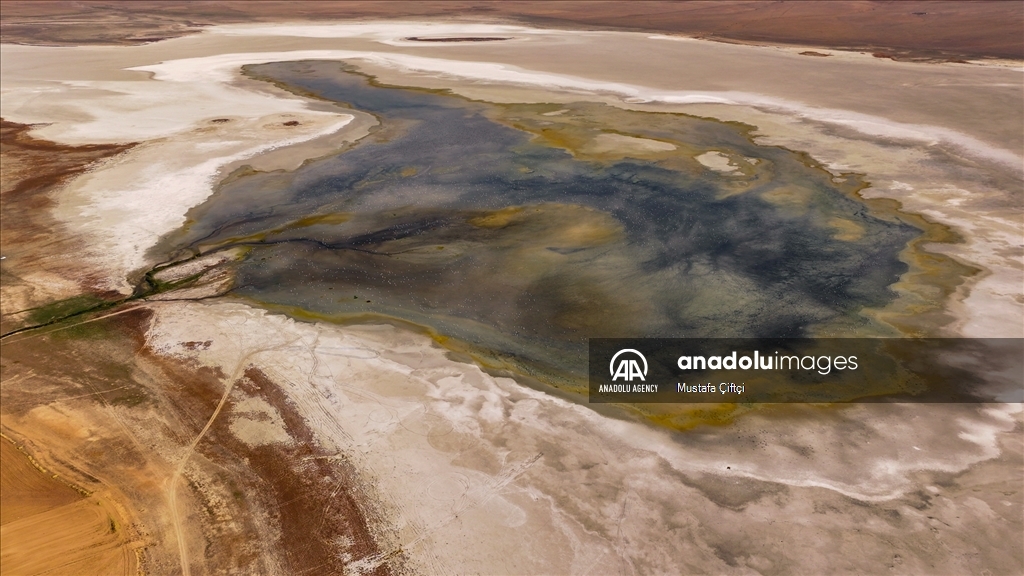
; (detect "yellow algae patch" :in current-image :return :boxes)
[286,212,353,228]
[400,166,419,177]
[486,102,703,164]
[198,212,352,251]
[644,403,747,431]
[828,217,866,241]
[761,185,812,213]
[469,203,623,249]
[469,206,525,228]
[554,219,621,247]
[860,206,979,336]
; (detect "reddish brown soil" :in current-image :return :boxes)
[0,120,131,201]
[199,367,394,575]
[0,120,135,333]
[1,1,1020,60]
[1,305,400,573]
[125,312,394,573]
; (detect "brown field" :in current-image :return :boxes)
[0,438,137,576]
[0,438,82,525]
[0,1,1021,60]
[0,303,399,574]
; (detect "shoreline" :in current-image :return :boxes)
[2,24,1020,336]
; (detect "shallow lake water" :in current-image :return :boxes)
[157,61,919,385]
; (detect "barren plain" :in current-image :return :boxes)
[1,6,1022,576]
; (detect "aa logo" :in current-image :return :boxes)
[610,349,647,382]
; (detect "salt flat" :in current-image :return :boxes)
[1,20,1021,575]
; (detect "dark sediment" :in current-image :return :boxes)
[151,61,926,389]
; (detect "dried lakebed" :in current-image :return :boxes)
[2,44,1020,575]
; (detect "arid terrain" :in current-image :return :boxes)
[1,3,1022,575]
[2,1,1022,61]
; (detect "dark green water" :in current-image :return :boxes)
[155,61,918,384]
